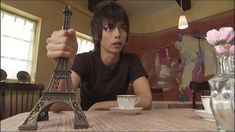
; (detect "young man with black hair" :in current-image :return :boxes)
[46,1,152,111]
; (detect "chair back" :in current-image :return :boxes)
[0,82,44,120]
[189,81,210,109]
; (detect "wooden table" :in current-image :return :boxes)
[1,109,216,131]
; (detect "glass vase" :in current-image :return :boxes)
[208,53,234,132]
[179,92,185,102]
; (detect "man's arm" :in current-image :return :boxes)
[132,76,152,110]
[88,76,152,111]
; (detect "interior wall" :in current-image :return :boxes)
[125,10,234,101]
[1,0,92,86]
[129,0,234,33]
[1,1,234,101]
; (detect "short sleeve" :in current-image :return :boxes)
[129,54,147,82]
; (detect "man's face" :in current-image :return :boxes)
[100,20,127,54]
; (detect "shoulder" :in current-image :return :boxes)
[75,50,97,59]
[72,51,97,77]
[120,52,141,64]
[121,52,139,60]
[73,50,98,67]
[119,52,142,68]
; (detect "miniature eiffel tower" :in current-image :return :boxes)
[18,5,89,130]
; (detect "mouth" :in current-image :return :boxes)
[112,42,122,48]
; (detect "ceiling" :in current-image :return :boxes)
[117,0,177,16]
[60,0,186,17]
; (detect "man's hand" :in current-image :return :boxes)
[46,28,78,69]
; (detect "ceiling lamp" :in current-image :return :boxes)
[178,0,188,29]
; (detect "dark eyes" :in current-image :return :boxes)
[121,25,127,30]
[103,24,127,32]
[103,24,113,31]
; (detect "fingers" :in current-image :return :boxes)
[67,28,78,51]
[46,43,76,58]
[47,30,76,46]
[46,37,75,52]
[68,28,76,36]
[46,28,78,68]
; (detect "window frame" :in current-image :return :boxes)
[1,3,41,83]
[76,31,94,54]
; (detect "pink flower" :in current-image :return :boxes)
[219,27,234,43]
[206,29,221,45]
[206,27,234,46]
[214,44,231,54]
[206,27,234,54]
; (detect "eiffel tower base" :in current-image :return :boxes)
[18,92,89,130]
[18,124,38,130]
[74,117,89,129]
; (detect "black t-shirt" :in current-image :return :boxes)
[72,50,147,110]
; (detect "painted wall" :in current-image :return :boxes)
[126,10,234,101]
[129,0,234,33]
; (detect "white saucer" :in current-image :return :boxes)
[193,109,215,121]
[109,107,143,114]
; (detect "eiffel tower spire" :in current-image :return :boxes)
[18,5,89,130]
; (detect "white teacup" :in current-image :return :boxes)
[117,95,140,109]
[201,96,212,114]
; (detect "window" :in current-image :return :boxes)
[1,4,40,82]
[76,32,94,54]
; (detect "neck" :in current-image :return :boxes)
[100,50,120,68]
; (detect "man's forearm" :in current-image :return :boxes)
[136,97,152,110]
[50,103,72,113]
[88,100,118,111]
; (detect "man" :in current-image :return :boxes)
[46,1,152,111]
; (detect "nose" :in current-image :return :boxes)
[113,27,121,38]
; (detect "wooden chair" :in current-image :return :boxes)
[189,81,210,109]
[151,88,164,101]
[0,82,44,120]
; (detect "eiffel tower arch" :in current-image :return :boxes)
[18,92,88,130]
[18,5,89,130]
